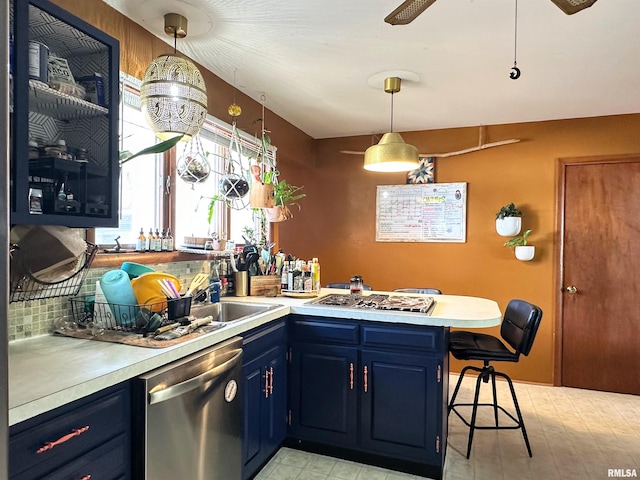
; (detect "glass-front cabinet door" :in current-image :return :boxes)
[10,0,120,227]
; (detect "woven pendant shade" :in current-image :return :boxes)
[141,53,207,141]
[140,14,207,141]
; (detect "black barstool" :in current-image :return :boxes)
[448,299,543,458]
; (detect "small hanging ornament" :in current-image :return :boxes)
[228,69,242,118]
[510,0,521,80]
[228,103,242,117]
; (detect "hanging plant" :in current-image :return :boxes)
[265,180,305,222]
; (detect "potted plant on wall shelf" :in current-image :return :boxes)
[265,180,306,222]
[495,202,523,236]
[504,229,535,261]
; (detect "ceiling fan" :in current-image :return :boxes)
[385,0,598,25]
[340,126,521,158]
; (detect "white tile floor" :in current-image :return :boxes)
[256,375,640,480]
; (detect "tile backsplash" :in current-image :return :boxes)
[8,259,211,342]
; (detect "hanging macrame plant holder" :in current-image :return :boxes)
[265,205,293,223]
[249,98,278,208]
[219,120,251,210]
[176,135,211,186]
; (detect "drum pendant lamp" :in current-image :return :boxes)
[140,13,208,142]
[364,77,419,172]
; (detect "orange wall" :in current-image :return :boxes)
[281,117,640,384]
[53,1,640,385]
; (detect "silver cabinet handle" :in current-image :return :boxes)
[149,349,242,405]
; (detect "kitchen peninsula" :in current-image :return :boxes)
[9,290,500,479]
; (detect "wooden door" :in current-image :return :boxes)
[560,157,640,395]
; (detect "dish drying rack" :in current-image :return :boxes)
[9,241,98,303]
[69,295,192,335]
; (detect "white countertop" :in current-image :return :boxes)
[8,290,500,426]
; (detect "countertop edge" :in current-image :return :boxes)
[9,291,501,425]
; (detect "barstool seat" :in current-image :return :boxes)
[448,298,543,459]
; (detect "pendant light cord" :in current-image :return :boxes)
[510,0,521,79]
[513,0,518,67]
[389,92,394,133]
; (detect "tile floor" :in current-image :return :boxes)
[256,375,640,480]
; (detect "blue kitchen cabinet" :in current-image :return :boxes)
[9,382,131,480]
[10,0,120,227]
[289,342,359,446]
[360,349,441,465]
[288,315,448,479]
[242,319,287,480]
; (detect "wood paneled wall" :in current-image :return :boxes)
[53,1,640,385]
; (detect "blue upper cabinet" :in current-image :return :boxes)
[10,0,120,227]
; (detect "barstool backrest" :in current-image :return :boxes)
[393,288,442,294]
[501,299,543,357]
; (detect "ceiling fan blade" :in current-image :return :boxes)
[549,0,598,15]
[384,0,438,25]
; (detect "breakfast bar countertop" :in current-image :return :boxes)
[8,289,501,426]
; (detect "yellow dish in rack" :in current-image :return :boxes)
[131,272,182,312]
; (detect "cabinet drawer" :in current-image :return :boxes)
[291,317,358,344]
[243,319,287,363]
[10,384,130,479]
[27,434,128,480]
[361,324,443,352]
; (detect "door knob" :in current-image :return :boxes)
[565,285,577,294]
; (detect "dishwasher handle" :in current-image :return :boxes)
[148,348,242,405]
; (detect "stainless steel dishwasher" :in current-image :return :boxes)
[135,336,243,479]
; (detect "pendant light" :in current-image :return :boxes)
[140,13,208,142]
[364,77,420,172]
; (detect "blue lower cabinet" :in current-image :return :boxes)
[9,382,131,480]
[288,343,358,447]
[360,349,441,465]
[288,316,448,478]
[242,320,287,480]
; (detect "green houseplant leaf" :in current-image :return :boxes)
[504,229,532,247]
[274,180,305,210]
[119,134,184,165]
[496,202,523,220]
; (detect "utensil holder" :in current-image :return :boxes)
[235,271,248,297]
[167,296,192,320]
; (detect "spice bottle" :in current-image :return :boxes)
[281,261,289,290]
[136,228,146,252]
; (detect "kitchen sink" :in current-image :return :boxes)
[190,301,281,323]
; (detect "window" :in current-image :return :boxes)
[95,75,163,246]
[95,74,274,249]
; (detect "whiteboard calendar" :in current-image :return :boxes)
[376,183,467,243]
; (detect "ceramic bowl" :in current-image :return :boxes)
[131,272,182,312]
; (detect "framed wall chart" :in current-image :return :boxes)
[376,182,467,243]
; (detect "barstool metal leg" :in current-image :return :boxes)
[490,369,499,427]
[497,371,533,457]
[448,365,473,413]
[466,371,484,459]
